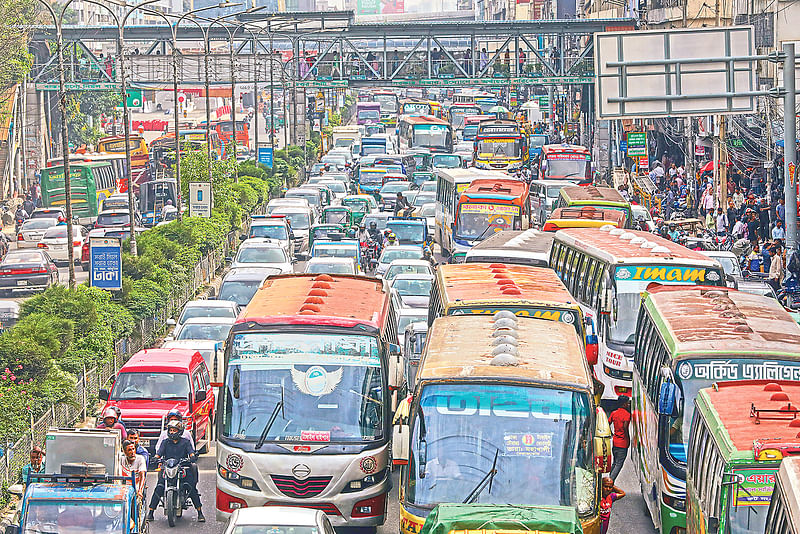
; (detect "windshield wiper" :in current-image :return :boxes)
[462,448,500,504]
[255,385,285,449]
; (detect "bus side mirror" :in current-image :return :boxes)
[707,517,719,534]
[5,525,19,534]
[392,395,411,466]
[593,407,612,473]
[658,381,679,417]
[388,343,402,390]
[418,439,427,479]
[585,334,599,366]
[8,484,23,497]
[99,389,109,401]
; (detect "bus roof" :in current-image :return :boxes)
[238,274,390,332]
[402,115,449,126]
[543,144,590,155]
[560,185,625,203]
[437,263,577,308]
[419,315,590,387]
[462,178,529,200]
[554,227,721,264]
[42,161,111,171]
[644,287,800,357]
[437,168,507,183]
[545,207,626,231]
[696,380,800,461]
[470,229,554,253]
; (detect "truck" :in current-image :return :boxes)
[6,429,145,534]
[332,125,363,156]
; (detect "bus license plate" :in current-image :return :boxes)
[140,439,150,447]
[16,280,27,286]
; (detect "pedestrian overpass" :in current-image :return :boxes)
[27,12,636,88]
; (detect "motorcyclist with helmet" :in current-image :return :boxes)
[356,223,370,244]
[147,420,204,523]
[422,246,436,267]
[386,232,398,246]
[155,409,194,450]
[97,407,127,439]
[367,221,382,242]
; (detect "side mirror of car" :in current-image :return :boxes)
[99,388,109,401]
[166,318,176,326]
[5,524,19,534]
[239,234,247,241]
[195,390,207,402]
[7,484,23,497]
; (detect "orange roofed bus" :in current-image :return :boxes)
[217,274,400,526]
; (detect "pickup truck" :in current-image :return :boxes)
[6,429,145,534]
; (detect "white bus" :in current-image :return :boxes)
[549,226,725,401]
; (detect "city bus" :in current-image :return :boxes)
[208,120,250,149]
[151,129,227,160]
[398,116,453,154]
[396,314,610,534]
[538,144,592,185]
[216,274,400,525]
[687,380,800,534]
[764,456,800,533]
[473,120,528,172]
[551,186,632,228]
[549,227,725,401]
[631,287,800,534]
[461,115,488,142]
[434,168,504,260]
[372,90,399,126]
[542,207,627,232]
[96,135,149,192]
[443,177,530,260]
[46,153,125,197]
[427,263,592,359]
[400,100,443,118]
[40,161,117,224]
[446,103,482,131]
[464,229,554,267]
[356,101,382,125]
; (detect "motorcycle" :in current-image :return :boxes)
[360,239,381,273]
[158,457,194,527]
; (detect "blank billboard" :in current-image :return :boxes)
[595,26,757,119]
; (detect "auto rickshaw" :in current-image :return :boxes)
[322,206,355,227]
[407,148,432,171]
[309,223,348,250]
[342,195,377,224]
[420,504,584,534]
[411,171,435,189]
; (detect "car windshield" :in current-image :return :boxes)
[417,204,435,217]
[110,372,190,400]
[544,156,587,179]
[179,306,236,323]
[456,203,520,240]
[223,332,385,443]
[176,323,232,341]
[218,280,262,307]
[433,155,461,168]
[387,264,429,280]
[360,171,387,185]
[363,145,386,156]
[274,212,310,230]
[3,252,45,265]
[392,278,432,296]
[287,192,319,207]
[712,255,739,276]
[363,215,388,230]
[250,225,288,240]
[406,383,594,512]
[23,219,58,230]
[322,182,346,193]
[313,245,358,259]
[236,247,287,264]
[306,262,354,274]
[381,249,422,264]
[398,313,427,333]
[98,213,130,226]
[380,183,411,195]
[43,227,73,239]
[387,222,425,243]
[366,126,385,135]
[22,501,126,534]
[413,194,436,208]
[232,528,319,534]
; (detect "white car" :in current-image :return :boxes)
[631,204,656,232]
[17,218,59,248]
[413,203,436,235]
[384,259,434,281]
[396,307,428,345]
[37,224,88,263]
[266,197,310,214]
[168,316,235,343]
[376,245,424,276]
[270,206,314,258]
[389,273,434,309]
[245,217,294,259]
[231,239,293,273]
[222,506,335,534]
[170,299,239,329]
[454,140,474,156]
[419,181,437,193]
[304,256,358,275]
[318,180,348,202]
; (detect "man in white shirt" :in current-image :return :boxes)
[120,439,147,498]
[768,246,784,292]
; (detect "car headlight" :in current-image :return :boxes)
[218,465,261,491]
[342,469,387,493]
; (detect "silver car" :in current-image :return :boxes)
[17,218,59,248]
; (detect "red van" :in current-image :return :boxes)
[99,348,215,459]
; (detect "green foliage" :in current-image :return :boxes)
[52,91,120,147]
[0,0,35,94]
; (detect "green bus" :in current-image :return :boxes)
[40,161,117,224]
[632,287,800,534]
[687,380,800,534]
[764,456,800,533]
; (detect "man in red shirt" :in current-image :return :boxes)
[608,395,631,481]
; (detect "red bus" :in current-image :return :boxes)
[538,144,592,185]
[216,274,399,525]
[208,120,249,150]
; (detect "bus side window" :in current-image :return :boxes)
[591,264,605,310]
[581,259,596,305]
[569,252,584,296]
[548,241,560,269]
[427,281,441,327]
[556,245,568,278]
[562,248,574,286]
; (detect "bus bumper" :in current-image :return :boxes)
[594,345,633,400]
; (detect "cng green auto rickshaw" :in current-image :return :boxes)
[341,195,378,224]
[321,206,356,228]
[309,223,348,250]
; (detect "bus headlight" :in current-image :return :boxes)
[603,364,632,381]
[662,494,686,511]
[218,465,261,491]
[343,469,387,492]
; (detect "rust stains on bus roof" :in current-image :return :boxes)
[648,288,800,355]
[241,273,387,325]
[561,185,626,203]
[701,381,800,454]
[438,263,576,306]
[419,315,591,387]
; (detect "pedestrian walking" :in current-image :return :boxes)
[479,48,489,71]
[768,245,784,293]
[600,478,626,534]
[463,48,472,75]
[608,396,631,481]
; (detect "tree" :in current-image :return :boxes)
[0,0,36,95]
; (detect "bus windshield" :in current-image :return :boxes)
[477,139,523,159]
[358,110,380,121]
[414,127,447,148]
[360,170,387,185]
[406,383,593,511]
[375,95,397,112]
[223,332,385,443]
[544,155,588,179]
[462,125,478,140]
[456,203,520,240]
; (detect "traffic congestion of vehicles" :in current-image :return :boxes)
[15,82,800,534]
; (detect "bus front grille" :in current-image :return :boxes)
[271,475,332,498]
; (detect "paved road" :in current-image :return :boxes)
[0,240,89,304]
